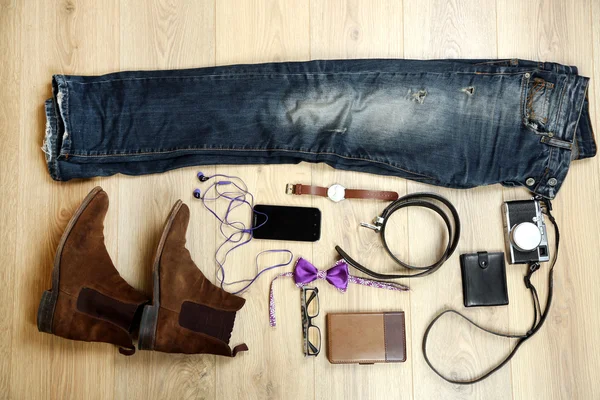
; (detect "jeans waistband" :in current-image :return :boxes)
[532,70,593,198]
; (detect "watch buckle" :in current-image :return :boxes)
[285,184,296,195]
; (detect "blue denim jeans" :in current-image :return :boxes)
[43,58,595,199]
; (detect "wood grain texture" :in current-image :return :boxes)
[0,0,21,396]
[1,0,599,399]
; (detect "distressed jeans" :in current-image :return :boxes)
[43,58,595,199]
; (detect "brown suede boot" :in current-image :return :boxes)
[138,201,247,357]
[37,187,149,355]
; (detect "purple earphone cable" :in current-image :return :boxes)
[225,249,293,295]
[194,172,293,295]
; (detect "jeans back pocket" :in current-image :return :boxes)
[522,73,554,132]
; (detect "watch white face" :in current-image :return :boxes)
[327,184,346,202]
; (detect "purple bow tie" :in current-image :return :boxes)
[269,257,409,327]
[294,257,350,291]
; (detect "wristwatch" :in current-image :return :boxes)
[286,183,399,203]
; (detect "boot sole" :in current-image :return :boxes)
[138,200,183,351]
[37,187,104,334]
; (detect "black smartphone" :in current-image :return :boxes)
[252,205,321,242]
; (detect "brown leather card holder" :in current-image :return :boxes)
[326,312,406,364]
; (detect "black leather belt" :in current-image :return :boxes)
[336,192,461,279]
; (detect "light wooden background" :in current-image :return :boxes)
[1,0,599,399]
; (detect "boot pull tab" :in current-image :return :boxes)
[119,345,136,356]
[231,343,249,357]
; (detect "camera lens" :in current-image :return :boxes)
[511,222,542,252]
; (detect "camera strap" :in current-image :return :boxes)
[422,199,559,384]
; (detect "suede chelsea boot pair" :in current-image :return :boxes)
[37,187,247,357]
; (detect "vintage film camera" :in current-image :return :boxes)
[503,199,550,264]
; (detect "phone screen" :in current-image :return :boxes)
[252,205,321,242]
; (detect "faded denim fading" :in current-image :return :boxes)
[42,58,595,199]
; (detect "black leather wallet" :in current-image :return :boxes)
[460,251,509,307]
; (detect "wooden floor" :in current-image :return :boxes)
[1,0,600,399]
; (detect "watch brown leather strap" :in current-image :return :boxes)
[286,184,399,201]
[286,184,328,197]
[345,189,399,200]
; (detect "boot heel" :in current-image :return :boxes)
[138,305,159,350]
[37,290,57,334]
